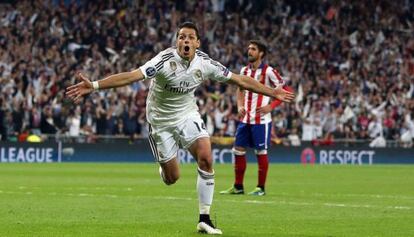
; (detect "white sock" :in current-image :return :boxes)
[197,167,215,215]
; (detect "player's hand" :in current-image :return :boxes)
[273,86,295,103]
[256,104,272,115]
[66,73,94,104]
[238,107,246,118]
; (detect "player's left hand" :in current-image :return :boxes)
[66,72,94,104]
[256,104,272,115]
[273,86,295,103]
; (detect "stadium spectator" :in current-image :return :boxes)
[0,97,6,140]
[0,0,413,147]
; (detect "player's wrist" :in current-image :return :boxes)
[92,81,100,90]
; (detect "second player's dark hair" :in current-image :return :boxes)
[249,40,267,58]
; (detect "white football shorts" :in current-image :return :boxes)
[148,113,209,163]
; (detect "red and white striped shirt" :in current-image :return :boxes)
[240,63,285,124]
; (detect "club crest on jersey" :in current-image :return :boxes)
[170,61,177,71]
[194,70,202,80]
[146,67,156,78]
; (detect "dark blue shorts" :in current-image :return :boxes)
[234,122,272,150]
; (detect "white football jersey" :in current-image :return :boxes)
[140,47,232,127]
[240,63,285,124]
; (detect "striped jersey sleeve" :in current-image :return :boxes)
[267,67,285,88]
[139,49,174,79]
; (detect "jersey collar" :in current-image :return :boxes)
[248,62,266,70]
[173,47,198,68]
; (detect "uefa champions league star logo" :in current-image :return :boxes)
[146,67,156,78]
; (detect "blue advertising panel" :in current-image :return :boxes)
[1,141,413,164]
[60,140,154,162]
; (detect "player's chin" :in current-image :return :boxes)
[182,50,193,59]
[181,53,190,60]
[248,57,256,62]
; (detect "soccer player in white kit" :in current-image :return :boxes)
[66,22,295,235]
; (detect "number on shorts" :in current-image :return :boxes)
[193,121,206,132]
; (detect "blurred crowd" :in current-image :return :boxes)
[0,0,413,147]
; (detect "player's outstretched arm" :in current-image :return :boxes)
[66,69,144,104]
[228,73,295,103]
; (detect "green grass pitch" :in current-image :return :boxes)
[0,163,413,237]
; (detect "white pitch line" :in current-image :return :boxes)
[51,187,414,201]
[104,194,118,198]
[11,186,414,201]
[150,196,412,211]
[164,196,192,201]
[0,190,412,211]
[280,192,414,201]
[392,206,411,210]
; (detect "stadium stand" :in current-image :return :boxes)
[0,0,413,147]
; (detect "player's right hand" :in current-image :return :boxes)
[238,107,246,118]
[66,72,93,104]
[273,86,295,103]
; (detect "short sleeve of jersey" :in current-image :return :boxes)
[139,52,164,80]
[267,67,285,88]
[204,59,232,82]
[239,66,246,75]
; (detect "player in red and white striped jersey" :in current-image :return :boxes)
[239,53,285,125]
[221,40,292,196]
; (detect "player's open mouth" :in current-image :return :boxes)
[184,46,190,52]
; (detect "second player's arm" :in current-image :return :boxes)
[237,87,245,109]
[236,87,246,117]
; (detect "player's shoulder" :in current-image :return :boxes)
[196,50,217,68]
[195,50,229,76]
[263,64,275,72]
[240,65,249,71]
[195,49,210,59]
[157,47,175,58]
[266,64,283,76]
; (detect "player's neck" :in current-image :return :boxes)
[176,50,194,65]
[182,55,194,63]
[251,60,262,70]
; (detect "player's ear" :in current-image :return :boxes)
[259,51,264,59]
[196,39,200,49]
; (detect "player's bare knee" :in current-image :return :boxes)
[164,179,176,185]
[197,156,213,173]
[164,173,180,185]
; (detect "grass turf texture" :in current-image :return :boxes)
[0,163,413,237]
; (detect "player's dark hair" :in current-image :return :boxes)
[249,40,267,58]
[176,22,200,39]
